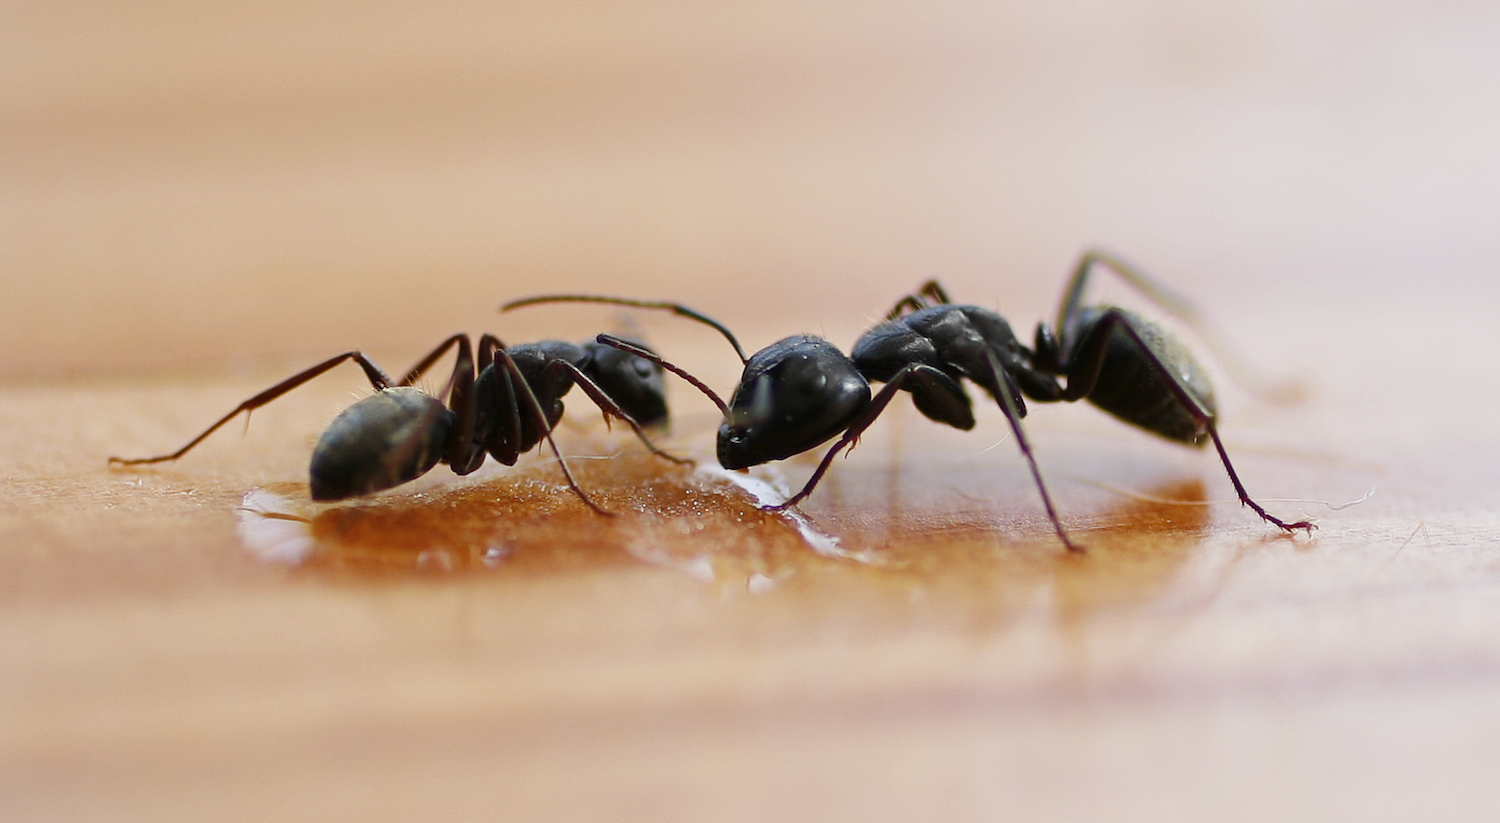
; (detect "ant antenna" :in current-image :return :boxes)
[595,334,731,418]
[501,295,749,364]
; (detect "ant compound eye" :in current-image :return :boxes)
[631,358,655,378]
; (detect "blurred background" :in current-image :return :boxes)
[7,0,1498,379]
[10,4,1500,819]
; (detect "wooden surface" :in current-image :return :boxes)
[6,2,1500,820]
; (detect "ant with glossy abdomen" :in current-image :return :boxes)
[503,249,1316,551]
[109,332,685,513]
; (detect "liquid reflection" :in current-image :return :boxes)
[1049,478,1211,613]
[238,444,1211,621]
[771,476,1213,629]
[236,454,846,584]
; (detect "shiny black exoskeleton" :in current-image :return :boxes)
[505,249,1315,551]
[715,335,870,470]
[110,333,678,512]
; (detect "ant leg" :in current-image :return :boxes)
[977,349,1083,552]
[920,281,953,305]
[442,332,512,475]
[1202,426,1315,534]
[768,364,1087,552]
[1064,310,1315,535]
[540,359,692,466]
[884,280,955,320]
[1055,249,1201,339]
[502,295,748,363]
[391,333,476,408]
[417,335,482,473]
[396,334,466,387]
[492,348,612,516]
[475,334,505,372]
[767,369,921,512]
[1056,249,1290,400]
[357,333,485,473]
[109,352,396,466]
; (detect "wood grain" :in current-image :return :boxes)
[6,2,1500,821]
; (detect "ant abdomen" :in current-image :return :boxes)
[309,387,454,501]
[1069,307,1216,446]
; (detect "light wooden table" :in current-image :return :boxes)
[6,2,1500,820]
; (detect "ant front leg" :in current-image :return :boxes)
[771,361,1083,551]
[109,351,398,467]
[539,359,691,466]
[767,367,923,511]
[1062,309,1315,535]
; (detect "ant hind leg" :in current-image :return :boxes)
[109,351,398,467]
[884,280,955,320]
[1063,309,1314,536]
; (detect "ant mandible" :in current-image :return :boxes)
[109,332,684,513]
[503,249,1315,551]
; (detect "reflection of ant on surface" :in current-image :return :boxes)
[110,333,683,513]
[504,249,1315,551]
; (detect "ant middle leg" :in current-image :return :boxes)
[976,349,1081,552]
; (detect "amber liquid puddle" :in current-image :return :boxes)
[236,444,1213,600]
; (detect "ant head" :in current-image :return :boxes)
[582,337,669,427]
[717,336,870,470]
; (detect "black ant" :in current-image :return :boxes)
[503,250,1315,551]
[109,333,684,513]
